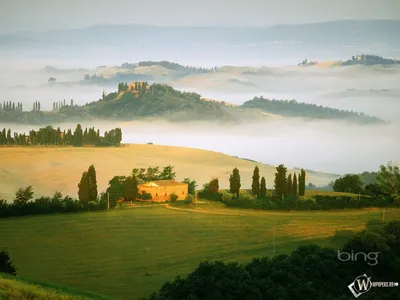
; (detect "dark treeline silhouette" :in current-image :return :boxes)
[0,101,23,112]
[136,61,216,73]
[343,54,400,66]
[242,97,384,123]
[52,98,73,110]
[198,162,400,211]
[140,220,400,300]
[0,125,122,146]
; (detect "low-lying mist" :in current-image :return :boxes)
[2,118,399,176]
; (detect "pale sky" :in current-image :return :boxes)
[1,0,400,34]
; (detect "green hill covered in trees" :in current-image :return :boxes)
[0,83,385,124]
[241,97,384,123]
[341,54,400,66]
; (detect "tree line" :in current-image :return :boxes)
[140,220,400,300]
[241,97,384,123]
[332,162,399,197]
[0,125,122,146]
[53,99,73,110]
[0,101,23,112]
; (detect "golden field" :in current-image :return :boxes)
[0,144,338,201]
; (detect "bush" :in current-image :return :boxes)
[239,190,254,201]
[184,194,193,204]
[221,190,233,203]
[0,251,17,276]
[169,193,179,202]
[140,191,152,200]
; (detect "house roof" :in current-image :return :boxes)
[140,180,187,187]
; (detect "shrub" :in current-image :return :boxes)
[169,193,179,202]
[140,191,152,200]
[221,190,233,202]
[239,190,254,201]
[0,251,17,276]
[184,194,193,204]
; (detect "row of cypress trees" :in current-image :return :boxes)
[228,165,307,199]
[0,125,122,146]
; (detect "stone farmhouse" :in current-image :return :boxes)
[138,180,188,202]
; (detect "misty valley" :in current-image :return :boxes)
[0,17,400,300]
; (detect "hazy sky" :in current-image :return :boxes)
[1,0,400,34]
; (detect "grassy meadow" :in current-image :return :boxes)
[0,144,339,201]
[1,203,399,299]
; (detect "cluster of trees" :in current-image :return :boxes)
[53,99,73,110]
[0,125,122,146]
[241,97,384,123]
[136,61,216,73]
[343,54,400,66]
[199,165,306,202]
[333,162,400,197]
[0,101,23,112]
[104,165,182,204]
[32,101,41,111]
[0,186,105,218]
[141,220,400,300]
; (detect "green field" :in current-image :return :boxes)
[1,204,399,299]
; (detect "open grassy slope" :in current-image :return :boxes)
[0,144,339,201]
[0,273,114,300]
[1,204,398,299]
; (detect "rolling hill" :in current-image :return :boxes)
[0,83,385,125]
[0,144,340,201]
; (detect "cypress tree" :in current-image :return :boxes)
[299,169,306,196]
[293,173,298,197]
[73,124,83,146]
[87,165,98,202]
[260,177,267,198]
[124,175,139,202]
[251,166,260,196]
[78,171,90,204]
[229,167,241,198]
[287,174,293,197]
[274,164,287,200]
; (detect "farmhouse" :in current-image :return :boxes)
[138,180,188,202]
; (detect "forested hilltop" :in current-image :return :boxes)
[241,97,384,123]
[341,54,400,66]
[0,82,385,124]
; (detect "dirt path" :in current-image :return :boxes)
[163,204,245,216]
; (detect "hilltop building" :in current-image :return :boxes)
[138,180,188,202]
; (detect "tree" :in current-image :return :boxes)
[299,169,306,196]
[287,174,293,197]
[0,251,17,276]
[182,178,197,196]
[124,175,139,202]
[229,168,241,198]
[209,178,219,194]
[293,173,298,197]
[87,165,98,202]
[260,177,267,198]
[73,124,83,146]
[251,166,260,196]
[158,165,176,180]
[274,164,287,200]
[376,161,400,196]
[78,171,90,204]
[333,174,364,194]
[14,186,34,205]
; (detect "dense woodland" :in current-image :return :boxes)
[0,82,385,125]
[242,97,384,123]
[0,125,122,146]
[342,54,400,66]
